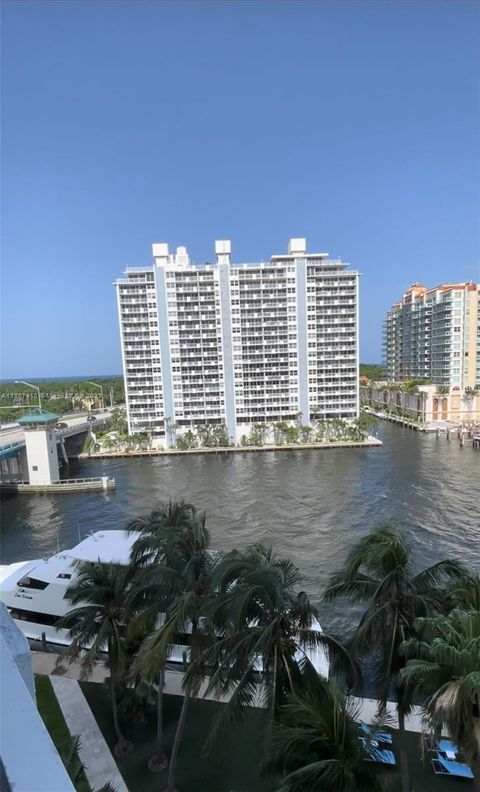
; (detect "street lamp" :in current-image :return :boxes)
[15,380,41,410]
[86,381,104,410]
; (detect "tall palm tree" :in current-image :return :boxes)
[59,561,132,757]
[445,572,480,612]
[133,507,215,792]
[323,524,466,792]
[126,500,197,771]
[127,501,196,567]
[269,667,383,792]
[401,609,480,790]
[190,543,355,747]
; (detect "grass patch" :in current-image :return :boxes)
[35,675,91,792]
[81,681,275,792]
[80,681,473,792]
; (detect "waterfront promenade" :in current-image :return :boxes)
[32,651,424,733]
[83,436,383,460]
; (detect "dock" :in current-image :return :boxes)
[0,476,116,494]
[363,409,480,446]
[362,408,427,431]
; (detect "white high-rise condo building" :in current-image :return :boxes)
[115,238,359,446]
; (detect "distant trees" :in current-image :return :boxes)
[0,376,124,422]
[175,423,232,450]
[359,363,385,381]
[170,416,375,450]
[109,408,128,435]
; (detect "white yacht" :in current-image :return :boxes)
[0,531,137,649]
[0,531,330,676]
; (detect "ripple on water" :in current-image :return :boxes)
[1,424,479,632]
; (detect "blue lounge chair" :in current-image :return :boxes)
[360,722,393,744]
[360,737,396,765]
[438,738,459,759]
[432,753,473,779]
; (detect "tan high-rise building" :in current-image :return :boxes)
[384,282,479,390]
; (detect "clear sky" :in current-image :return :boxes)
[1,0,479,378]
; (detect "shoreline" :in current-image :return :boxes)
[81,437,383,459]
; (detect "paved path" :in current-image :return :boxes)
[33,651,109,682]
[351,695,424,733]
[34,651,425,734]
[50,675,129,792]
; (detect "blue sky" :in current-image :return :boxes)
[1,0,479,378]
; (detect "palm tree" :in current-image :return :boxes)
[445,572,480,612]
[323,524,466,792]
[126,501,197,771]
[190,544,355,747]
[128,501,196,569]
[401,609,480,790]
[132,507,215,792]
[269,668,383,792]
[58,562,132,757]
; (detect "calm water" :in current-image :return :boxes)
[2,423,479,635]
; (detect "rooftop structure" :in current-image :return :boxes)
[17,408,59,427]
[115,238,359,446]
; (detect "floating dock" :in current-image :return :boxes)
[0,476,116,494]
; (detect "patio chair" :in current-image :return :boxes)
[432,753,473,779]
[360,737,396,765]
[359,721,393,744]
[438,738,459,760]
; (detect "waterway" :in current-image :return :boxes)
[1,423,479,636]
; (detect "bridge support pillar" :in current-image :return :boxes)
[59,440,69,466]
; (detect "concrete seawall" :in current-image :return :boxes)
[82,437,383,460]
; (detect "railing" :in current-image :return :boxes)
[0,441,24,452]
[56,417,109,436]
[0,477,112,485]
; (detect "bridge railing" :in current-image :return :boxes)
[0,417,110,452]
[0,441,24,451]
[57,418,109,437]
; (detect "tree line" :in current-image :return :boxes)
[58,504,480,792]
[0,377,124,422]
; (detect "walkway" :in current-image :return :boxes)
[50,675,129,792]
[83,436,383,460]
[34,651,424,733]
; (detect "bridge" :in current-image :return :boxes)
[0,411,114,477]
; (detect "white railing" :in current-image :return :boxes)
[0,477,113,486]
[0,441,24,452]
